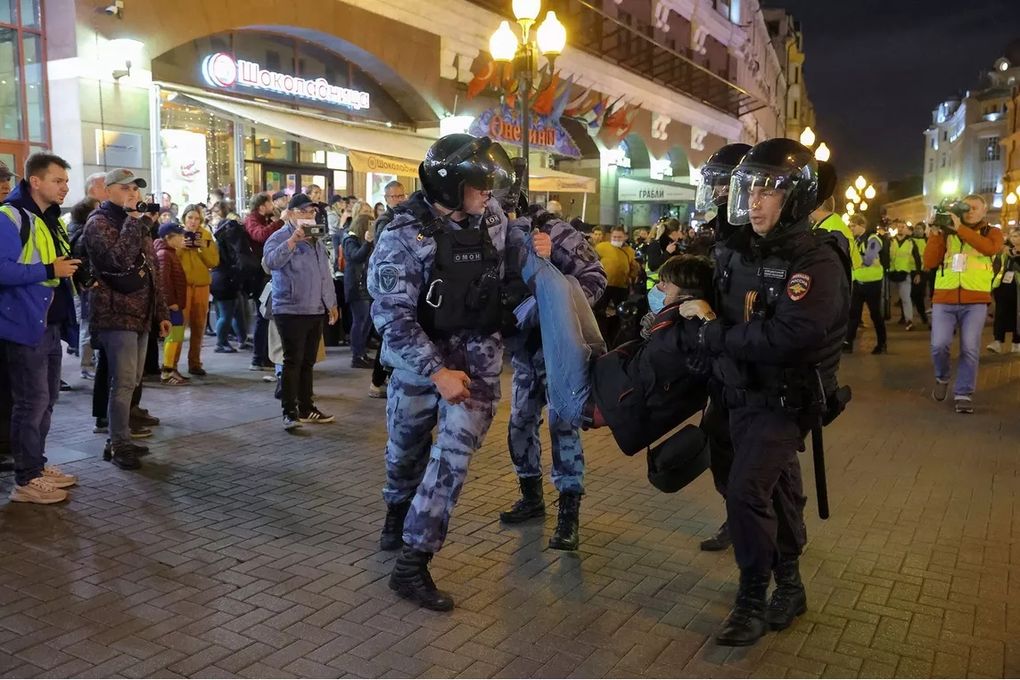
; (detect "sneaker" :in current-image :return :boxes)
[283,412,302,431]
[131,426,153,439]
[81,369,95,380]
[954,397,974,414]
[299,407,335,424]
[987,341,1003,354]
[130,408,160,427]
[261,375,275,383]
[249,362,275,372]
[368,383,387,399]
[188,366,207,377]
[41,465,77,488]
[239,340,253,351]
[351,355,373,369]
[9,477,68,504]
[59,380,72,392]
[932,381,949,402]
[93,419,109,434]
[905,322,913,332]
[214,345,237,354]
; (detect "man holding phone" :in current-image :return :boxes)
[263,193,339,430]
[0,153,82,502]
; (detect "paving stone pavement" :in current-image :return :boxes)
[1,320,1018,678]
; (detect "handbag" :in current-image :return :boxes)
[101,253,150,294]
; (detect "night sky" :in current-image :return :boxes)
[765,0,1017,184]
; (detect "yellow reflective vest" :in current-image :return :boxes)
[0,204,62,288]
[853,234,884,283]
[815,213,862,271]
[934,234,993,294]
[889,237,918,273]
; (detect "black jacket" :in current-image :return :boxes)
[210,219,250,300]
[645,234,677,273]
[703,219,851,399]
[592,301,709,455]
[342,233,373,302]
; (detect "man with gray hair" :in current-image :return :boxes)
[85,172,107,202]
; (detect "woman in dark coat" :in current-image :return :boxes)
[342,214,375,368]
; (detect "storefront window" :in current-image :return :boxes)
[18,0,38,28]
[251,128,297,162]
[23,32,43,141]
[0,28,21,141]
[299,147,326,165]
[161,92,236,203]
[0,0,12,24]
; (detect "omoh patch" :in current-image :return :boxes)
[786,273,811,301]
[377,264,402,294]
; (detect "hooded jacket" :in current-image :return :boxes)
[0,180,76,345]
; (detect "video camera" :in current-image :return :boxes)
[932,198,970,233]
[134,201,160,214]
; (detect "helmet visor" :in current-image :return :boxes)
[695,165,732,212]
[727,166,797,227]
[462,139,515,195]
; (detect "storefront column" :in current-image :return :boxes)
[233,123,246,208]
[148,84,163,197]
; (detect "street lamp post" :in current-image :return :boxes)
[489,1,566,195]
[842,174,876,223]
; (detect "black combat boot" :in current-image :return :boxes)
[716,570,771,646]
[548,491,581,551]
[389,547,454,611]
[379,501,411,551]
[766,558,807,630]
[499,476,545,523]
[699,521,732,551]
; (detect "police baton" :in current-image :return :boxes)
[811,420,829,520]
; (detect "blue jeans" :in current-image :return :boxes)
[521,248,605,429]
[3,325,62,485]
[931,303,987,398]
[215,297,246,347]
[94,329,148,447]
[349,299,372,358]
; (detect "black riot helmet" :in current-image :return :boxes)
[727,138,818,229]
[418,134,515,212]
[816,160,837,207]
[695,143,751,212]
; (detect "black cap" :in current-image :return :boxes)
[271,190,287,201]
[0,162,13,181]
[288,193,314,210]
[329,194,344,206]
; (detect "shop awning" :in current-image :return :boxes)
[186,93,433,168]
[529,167,597,194]
[618,176,696,203]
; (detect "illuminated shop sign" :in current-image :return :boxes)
[201,52,371,110]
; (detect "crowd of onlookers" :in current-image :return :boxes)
[0,151,408,501]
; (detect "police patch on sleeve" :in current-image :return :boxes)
[377,264,403,294]
[786,273,811,301]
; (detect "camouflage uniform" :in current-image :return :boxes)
[506,212,606,494]
[369,195,510,554]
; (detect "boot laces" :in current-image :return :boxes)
[553,493,581,533]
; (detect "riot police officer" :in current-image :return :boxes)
[693,142,750,553]
[679,139,850,646]
[368,134,534,611]
[500,206,606,550]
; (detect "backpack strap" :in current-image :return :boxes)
[0,204,31,248]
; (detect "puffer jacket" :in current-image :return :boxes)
[178,226,219,286]
[154,238,187,309]
[263,223,337,316]
[83,200,168,333]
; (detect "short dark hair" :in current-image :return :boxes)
[249,192,272,213]
[70,197,99,226]
[658,254,714,299]
[25,152,70,179]
[610,225,626,234]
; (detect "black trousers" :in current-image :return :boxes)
[594,285,629,349]
[911,273,929,324]
[0,349,10,462]
[275,313,323,416]
[727,406,807,574]
[371,347,391,388]
[92,348,142,421]
[847,280,886,346]
[993,282,1019,343]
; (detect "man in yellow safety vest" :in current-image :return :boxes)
[923,194,1002,413]
[843,214,887,354]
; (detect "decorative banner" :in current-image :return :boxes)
[348,150,419,177]
[618,176,695,203]
[469,105,581,159]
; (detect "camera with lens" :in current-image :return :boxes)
[135,201,160,214]
[931,198,970,233]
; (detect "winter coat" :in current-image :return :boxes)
[263,224,337,316]
[178,226,219,287]
[154,239,187,310]
[342,233,373,302]
[82,200,168,333]
[210,219,250,300]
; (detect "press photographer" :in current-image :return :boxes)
[262,194,338,430]
[923,194,1002,413]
